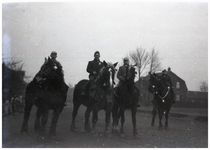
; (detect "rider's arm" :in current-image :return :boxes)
[56,61,62,69]
[117,67,124,81]
[86,61,95,74]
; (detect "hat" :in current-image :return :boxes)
[94,51,100,56]
[123,57,129,61]
[162,69,167,73]
[51,51,57,55]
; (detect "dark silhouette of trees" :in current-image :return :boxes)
[199,81,208,92]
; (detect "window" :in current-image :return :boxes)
[176,82,180,89]
[176,94,180,101]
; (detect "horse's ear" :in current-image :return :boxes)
[44,57,48,64]
[103,60,107,67]
[48,56,51,61]
[113,62,118,68]
[149,72,151,75]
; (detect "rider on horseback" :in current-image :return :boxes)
[116,57,140,107]
[34,51,67,106]
[35,51,63,85]
[81,51,104,95]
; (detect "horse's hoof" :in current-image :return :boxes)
[134,134,140,139]
[49,132,57,137]
[37,135,47,141]
[120,133,125,138]
[70,127,77,132]
[112,127,120,133]
[21,127,28,132]
[90,130,98,137]
[85,126,91,133]
[164,127,168,130]
[104,131,112,138]
[49,134,57,139]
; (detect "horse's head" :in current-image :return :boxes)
[148,72,161,94]
[128,64,137,82]
[98,61,118,88]
[40,57,63,80]
[122,64,137,91]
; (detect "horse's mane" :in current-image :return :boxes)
[98,62,113,76]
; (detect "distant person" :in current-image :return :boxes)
[81,51,104,95]
[116,57,140,107]
[161,69,175,103]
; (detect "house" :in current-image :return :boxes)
[135,67,188,105]
[2,63,26,102]
[187,91,208,103]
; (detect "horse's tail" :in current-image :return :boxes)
[73,79,88,103]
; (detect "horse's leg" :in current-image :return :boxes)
[49,108,63,137]
[131,105,139,138]
[158,109,164,130]
[38,108,49,138]
[84,106,92,132]
[91,108,98,137]
[151,105,157,126]
[34,108,41,133]
[112,104,120,133]
[164,108,170,129]
[70,102,81,132]
[119,108,125,137]
[104,103,113,137]
[21,98,33,132]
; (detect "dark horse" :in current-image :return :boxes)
[148,72,173,130]
[21,57,68,138]
[112,65,139,138]
[70,61,118,137]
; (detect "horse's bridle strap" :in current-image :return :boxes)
[156,87,170,102]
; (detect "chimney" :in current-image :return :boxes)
[168,67,171,72]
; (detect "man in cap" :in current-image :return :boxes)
[35,51,62,85]
[116,57,140,107]
[81,51,104,95]
[50,51,62,69]
[161,69,175,103]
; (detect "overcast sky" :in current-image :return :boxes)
[2,2,208,91]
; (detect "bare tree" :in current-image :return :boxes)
[6,59,24,71]
[199,81,208,92]
[148,48,162,73]
[5,58,31,79]
[129,47,150,79]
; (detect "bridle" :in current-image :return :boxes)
[150,74,170,103]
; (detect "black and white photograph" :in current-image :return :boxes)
[2,1,208,148]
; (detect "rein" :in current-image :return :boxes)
[151,76,171,103]
[155,87,170,103]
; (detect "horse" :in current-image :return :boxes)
[70,61,118,137]
[148,72,173,130]
[21,57,68,138]
[112,64,140,138]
